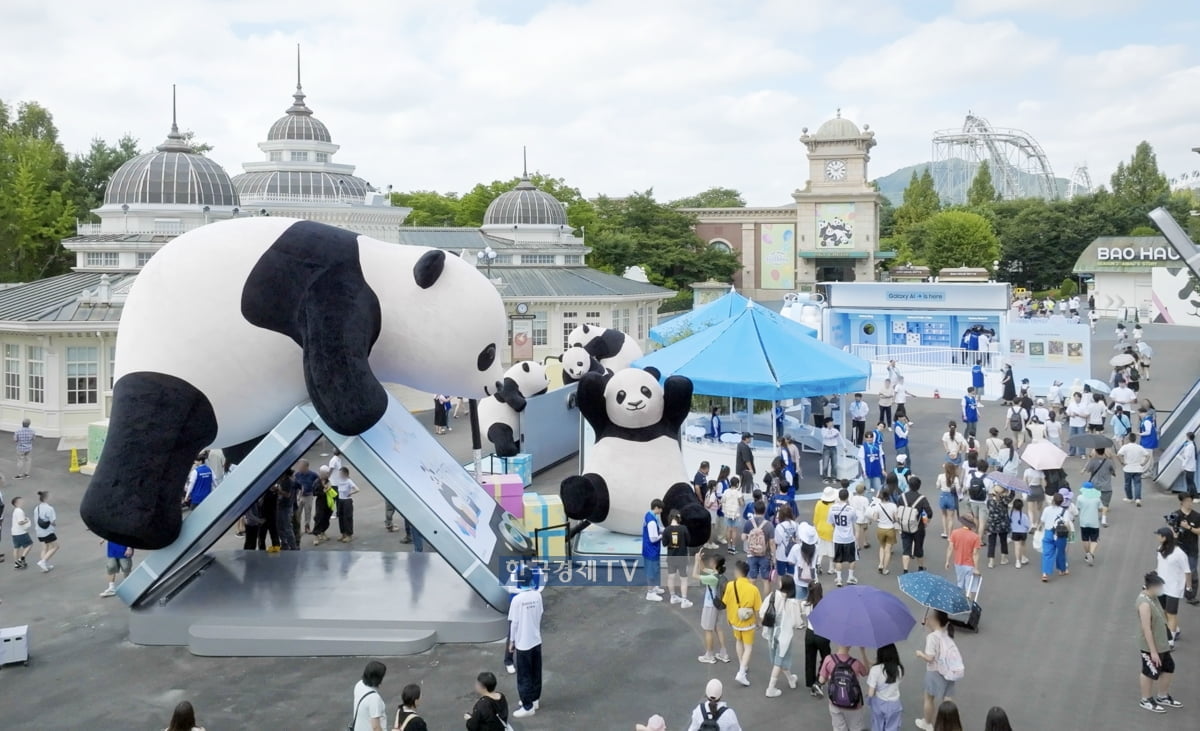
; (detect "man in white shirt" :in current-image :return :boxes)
[827,487,859,587]
[1110,382,1136,412]
[893,379,909,420]
[332,467,360,542]
[1066,392,1090,457]
[10,496,32,569]
[821,419,842,481]
[509,569,545,719]
[1033,399,1051,424]
[32,491,58,572]
[351,661,387,731]
[1117,434,1150,507]
[849,393,869,446]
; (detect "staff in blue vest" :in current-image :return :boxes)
[893,415,911,467]
[859,430,886,496]
[962,386,981,439]
[971,358,985,396]
[184,454,215,508]
[1139,406,1160,474]
[708,407,723,441]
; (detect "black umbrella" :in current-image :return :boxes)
[1068,433,1113,450]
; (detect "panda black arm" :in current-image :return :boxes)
[576,371,611,434]
[493,376,529,413]
[596,328,626,358]
[662,375,694,432]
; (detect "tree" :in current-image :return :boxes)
[67,135,140,222]
[966,160,998,208]
[1110,141,1169,211]
[1059,277,1078,297]
[454,173,597,232]
[669,187,746,208]
[910,210,999,274]
[887,169,941,261]
[180,130,212,155]
[390,190,461,227]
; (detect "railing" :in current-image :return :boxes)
[848,344,1002,370]
[76,223,188,236]
[848,344,1003,401]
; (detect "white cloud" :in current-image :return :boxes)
[1062,44,1190,90]
[954,0,1145,18]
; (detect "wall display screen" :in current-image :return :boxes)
[825,311,1001,354]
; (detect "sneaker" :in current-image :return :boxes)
[100,587,117,597]
[1138,699,1166,713]
[810,683,824,698]
[645,591,663,602]
[1014,561,1021,570]
[697,654,716,664]
[847,576,858,585]
[786,672,798,689]
[735,671,750,687]
[1155,695,1183,709]
[651,585,665,594]
[37,559,47,572]
[765,686,782,698]
[1085,553,1093,566]
[1123,498,1132,503]
[511,706,535,719]
[940,533,948,539]
[715,652,731,663]
[727,547,737,555]
[1136,500,1142,507]
[916,721,935,730]
[1173,628,1181,641]
[679,599,694,609]
[669,594,682,605]
[835,579,843,587]
[505,663,516,675]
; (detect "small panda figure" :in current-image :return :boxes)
[559,345,607,385]
[477,360,550,457]
[567,324,643,373]
[560,367,708,543]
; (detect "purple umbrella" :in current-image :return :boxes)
[986,471,1031,494]
[807,585,917,648]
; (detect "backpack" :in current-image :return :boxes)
[721,487,743,516]
[967,471,987,502]
[710,575,727,610]
[934,634,965,681]
[826,656,864,709]
[896,493,926,534]
[698,703,728,731]
[746,517,768,557]
[1054,507,1070,538]
[1008,407,1024,432]
[779,522,798,557]
[36,505,50,530]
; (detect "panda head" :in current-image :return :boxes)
[561,346,593,381]
[370,247,506,399]
[566,323,603,350]
[504,360,550,397]
[603,367,665,429]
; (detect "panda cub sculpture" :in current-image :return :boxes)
[477,360,550,457]
[559,345,607,385]
[566,324,643,373]
[80,217,507,549]
[560,367,710,545]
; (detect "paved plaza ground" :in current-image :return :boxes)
[1,320,1197,729]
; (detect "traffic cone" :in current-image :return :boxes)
[933,389,940,399]
[69,448,81,473]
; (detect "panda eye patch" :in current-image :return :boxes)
[477,343,496,371]
[640,386,652,398]
[616,390,627,404]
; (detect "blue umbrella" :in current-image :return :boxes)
[807,585,916,648]
[1083,379,1111,395]
[897,572,971,614]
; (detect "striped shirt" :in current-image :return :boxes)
[14,427,34,452]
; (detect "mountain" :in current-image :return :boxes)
[873,160,1071,206]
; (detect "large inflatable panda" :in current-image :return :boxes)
[477,360,550,457]
[566,324,643,373]
[81,217,507,549]
[560,367,709,544]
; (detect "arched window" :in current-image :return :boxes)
[709,238,733,253]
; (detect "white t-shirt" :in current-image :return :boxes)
[1023,468,1044,488]
[333,476,358,499]
[1066,400,1088,428]
[1157,548,1190,598]
[33,503,56,538]
[849,494,870,525]
[788,543,816,583]
[351,681,386,731]
[868,498,898,530]
[688,701,740,731]
[828,504,857,544]
[1118,442,1149,473]
[10,506,29,536]
[1045,420,1062,443]
[508,589,544,650]
[1040,504,1073,532]
[867,664,903,702]
[328,455,343,474]
[774,520,798,561]
[894,384,907,404]
[1085,400,1107,425]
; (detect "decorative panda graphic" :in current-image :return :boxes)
[560,367,709,545]
[566,324,643,373]
[477,360,550,457]
[80,217,507,549]
[559,345,607,385]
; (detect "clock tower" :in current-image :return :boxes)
[792,111,884,283]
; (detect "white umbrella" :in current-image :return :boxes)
[1022,441,1068,471]
[1110,353,1135,367]
[1137,342,1154,358]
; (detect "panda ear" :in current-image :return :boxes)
[521,362,531,372]
[643,366,662,380]
[581,324,590,334]
[414,250,446,289]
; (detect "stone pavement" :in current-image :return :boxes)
[0,321,1196,729]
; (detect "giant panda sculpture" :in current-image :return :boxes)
[477,360,550,457]
[80,217,507,549]
[560,366,709,544]
[566,324,643,373]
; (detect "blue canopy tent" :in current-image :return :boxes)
[649,288,815,345]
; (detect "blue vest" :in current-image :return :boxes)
[893,423,909,449]
[863,442,884,478]
[963,395,979,423]
[1141,417,1159,450]
[190,464,215,505]
[971,365,984,389]
[967,332,980,351]
[642,511,662,560]
[709,415,722,439]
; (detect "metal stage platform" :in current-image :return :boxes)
[129,550,506,656]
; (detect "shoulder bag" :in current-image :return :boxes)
[734,580,754,622]
[348,689,377,731]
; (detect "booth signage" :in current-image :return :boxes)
[886,291,946,303]
[1097,246,1181,262]
[825,282,1010,311]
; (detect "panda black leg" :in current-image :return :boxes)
[487,423,521,458]
[560,473,610,523]
[662,482,712,547]
[80,372,217,550]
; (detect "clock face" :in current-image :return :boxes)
[824,159,847,181]
[515,302,529,315]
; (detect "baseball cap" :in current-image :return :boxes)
[706,678,723,700]
[1155,526,1175,539]
[896,454,908,463]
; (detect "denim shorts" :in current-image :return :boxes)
[746,555,771,579]
[939,492,958,511]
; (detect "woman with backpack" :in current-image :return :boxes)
[773,505,800,577]
[696,552,732,665]
[935,462,960,540]
[761,575,804,698]
[985,483,1012,568]
[720,477,744,555]
[866,643,904,731]
[1006,402,1028,448]
[998,438,1019,477]
[686,678,742,730]
[1039,492,1074,582]
[788,523,819,585]
[914,610,963,731]
[802,581,831,698]
[817,642,870,730]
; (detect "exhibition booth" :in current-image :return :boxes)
[1073,235,1199,325]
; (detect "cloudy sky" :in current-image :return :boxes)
[2,0,1198,204]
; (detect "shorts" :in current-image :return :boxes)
[817,539,835,560]
[725,516,740,527]
[1087,424,1104,433]
[1079,527,1100,542]
[876,527,898,547]
[938,492,957,511]
[924,670,956,699]
[1141,650,1175,679]
[901,530,925,559]
[1159,594,1181,615]
[701,605,718,631]
[37,533,57,544]
[106,556,133,575]
[667,554,691,576]
[746,555,772,579]
[1099,490,1113,507]
[833,542,858,564]
[946,454,963,466]
[776,560,794,576]
[1011,532,1028,543]
[12,533,32,549]
[643,557,661,587]
[1026,492,1044,507]
[732,627,756,646]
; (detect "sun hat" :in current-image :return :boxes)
[797,521,818,545]
[636,715,667,731]
[705,678,723,700]
[821,486,838,502]
[896,454,908,463]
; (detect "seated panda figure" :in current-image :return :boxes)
[566,324,643,373]
[477,360,550,457]
[559,345,607,385]
[560,367,709,545]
